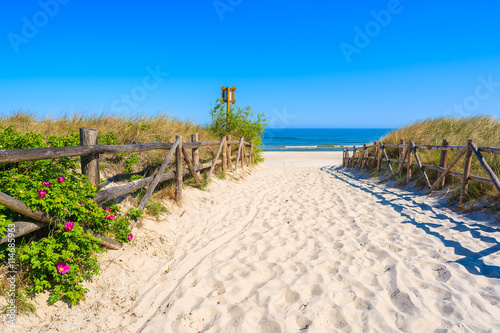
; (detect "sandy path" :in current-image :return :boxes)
[7,152,500,332]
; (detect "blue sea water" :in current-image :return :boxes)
[262,128,393,151]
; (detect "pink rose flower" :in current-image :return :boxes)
[106,215,116,220]
[64,222,75,232]
[42,181,51,188]
[128,234,133,241]
[56,262,70,274]
[58,176,65,183]
[38,190,47,198]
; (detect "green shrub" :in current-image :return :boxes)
[209,98,267,162]
[0,126,132,308]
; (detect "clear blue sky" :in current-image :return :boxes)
[1,0,499,128]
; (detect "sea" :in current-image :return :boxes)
[262,128,393,152]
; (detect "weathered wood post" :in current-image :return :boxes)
[191,133,200,178]
[372,141,377,168]
[227,135,233,171]
[351,146,357,168]
[399,139,405,174]
[459,139,473,208]
[250,142,254,164]
[361,144,367,170]
[377,142,382,172]
[438,139,449,188]
[406,142,412,183]
[80,128,100,189]
[175,136,183,203]
[342,148,346,167]
[222,136,227,173]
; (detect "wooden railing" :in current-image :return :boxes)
[0,128,255,249]
[342,139,500,208]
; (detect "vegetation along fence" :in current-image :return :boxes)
[342,139,500,208]
[0,128,255,249]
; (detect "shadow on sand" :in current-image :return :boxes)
[322,166,500,279]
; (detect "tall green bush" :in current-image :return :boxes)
[209,98,267,161]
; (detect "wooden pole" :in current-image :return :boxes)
[235,137,243,171]
[80,128,100,189]
[411,141,431,188]
[191,133,200,178]
[351,146,357,168]
[208,137,226,178]
[138,138,180,210]
[469,141,500,194]
[222,136,227,173]
[361,144,367,170]
[459,139,473,208]
[182,146,202,187]
[398,143,411,175]
[342,148,346,167]
[428,147,467,194]
[250,142,254,164]
[372,141,377,168]
[175,136,183,204]
[381,144,395,176]
[0,191,122,249]
[227,135,233,171]
[377,142,382,172]
[398,139,405,174]
[438,139,449,188]
[406,142,412,183]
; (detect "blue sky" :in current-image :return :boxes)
[1,0,499,128]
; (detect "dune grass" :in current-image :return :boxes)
[380,116,500,202]
[0,110,216,145]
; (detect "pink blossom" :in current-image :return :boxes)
[58,176,65,183]
[106,215,116,220]
[80,202,85,206]
[128,234,133,241]
[42,181,51,188]
[105,207,110,212]
[38,190,47,198]
[64,222,75,232]
[56,262,70,274]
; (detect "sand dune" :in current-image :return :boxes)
[6,152,500,332]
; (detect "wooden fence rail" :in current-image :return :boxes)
[343,139,500,209]
[0,128,254,247]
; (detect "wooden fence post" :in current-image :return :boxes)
[361,144,367,170]
[175,136,183,203]
[406,142,412,183]
[191,133,200,178]
[372,141,377,168]
[438,139,449,188]
[222,136,227,173]
[459,139,473,208]
[250,142,254,164]
[80,128,100,189]
[227,135,233,171]
[377,142,382,172]
[342,148,346,167]
[351,146,357,168]
[399,139,405,174]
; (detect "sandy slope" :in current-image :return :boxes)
[5,152,500,332]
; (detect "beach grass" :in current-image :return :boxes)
[380,116,500,201]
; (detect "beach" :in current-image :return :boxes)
[6,151,500,332]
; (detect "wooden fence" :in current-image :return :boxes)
[0,128,255,249]
[342,139,500,208]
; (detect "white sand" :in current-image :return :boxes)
[5,152,500,332]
